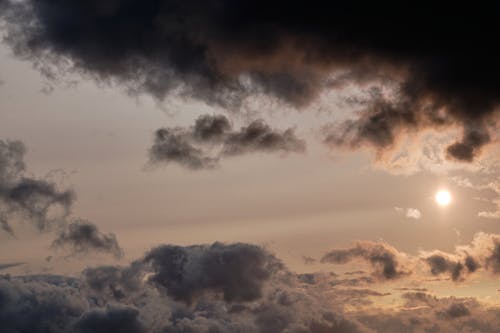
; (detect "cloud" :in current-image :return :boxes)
[150,115,305,170]
[0,141,123,264]
[319,233,500,283]
[0,242,371,333]
[451,176,500,219]
[0,139,123,259]
[73,305,147,333]
[420,232,500,280]
[321,241,411,281]
[82,263,144,302]
[0,140,75,234]
[0,274,87,333]
[0,262,25,271]
[394,207,421,220]
[438,303,471,319]
[2,1,499,162]
[143,242,283,304]
[1,240,500,333]
[421,252,479,282]
[52,220,124,259]
[445,126,491,162]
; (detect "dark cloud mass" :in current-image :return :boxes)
[321,241,410,280]
[150,114,305,169]
[74,306,147,333]
[144,242,283,303]
[2,1,499,160]
[52,220,124,259]
[1,241,500,333]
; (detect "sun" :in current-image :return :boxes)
[435,190,452,206]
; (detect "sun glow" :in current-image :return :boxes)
[435,190,452,206]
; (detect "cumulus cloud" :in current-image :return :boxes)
[321,241,411,281]
[318,232,500,284]
[2,240,500,333]
[0,242,375,333]
[150,115,305,170]
[52,220,124,259]
[1,1,499,162]
[143,242,283,303]
[420,232,500,280]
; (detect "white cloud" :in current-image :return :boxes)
[394,207,422,220]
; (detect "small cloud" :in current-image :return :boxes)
[394,207,422,220]
[0,262,25,271]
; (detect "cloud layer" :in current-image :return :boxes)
[1,239,500,333]
[1,1,499,161]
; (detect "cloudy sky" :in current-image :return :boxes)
[0,1,499,332]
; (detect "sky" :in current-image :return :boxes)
[0,1,499,333]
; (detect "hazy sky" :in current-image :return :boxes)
[0,2,499,333]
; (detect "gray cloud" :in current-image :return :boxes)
[150,115,305,170]
[0,140,75,234]
[144,242,283,304]
[3,1,498,161]
[321,241,411,281]
[438,303,471,319]
[422,252,479,282]
[52,220,124,259]
[0,262,25,271]
[421,232,500,280]
[74,306,147,333]
[446,125,491,162]
[0,139,123,259]
[0,240,500,333]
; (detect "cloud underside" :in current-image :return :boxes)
[0,1,498,162]
[149,115,306,169]
[2,240,500,333]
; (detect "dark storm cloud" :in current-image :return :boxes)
[0,140,75,234]
[3,1,499,161]
[73,306,147,333]
[52,220,124,259]
[143,242,283,303]
[150,114,305,169]
[321,241,410,281]
[0,274,86,333]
